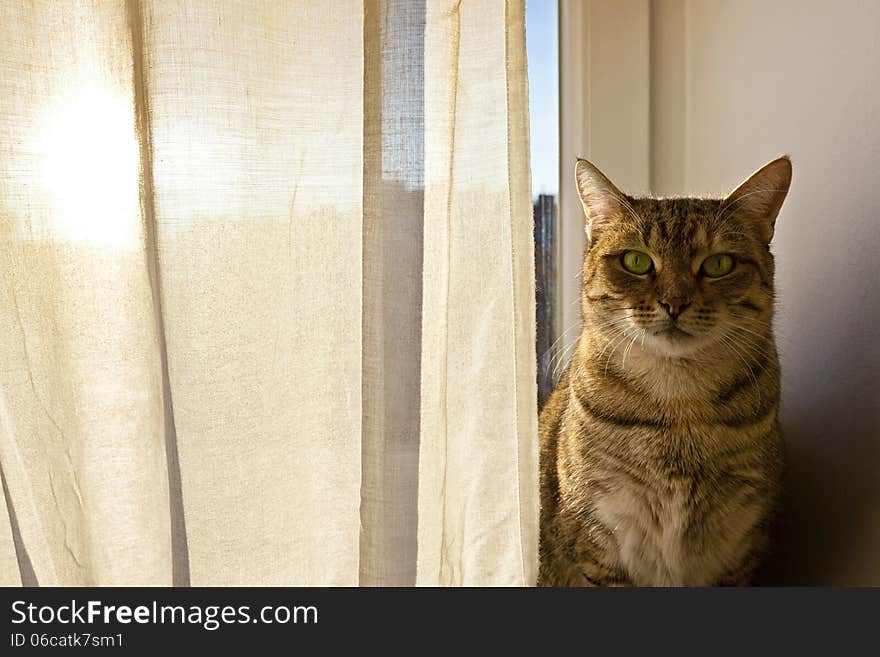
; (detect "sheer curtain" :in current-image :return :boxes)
[0,0,537,586]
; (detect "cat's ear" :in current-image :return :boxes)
[721,156,792,243]
[575,158,628,244]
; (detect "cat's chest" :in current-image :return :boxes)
[590,473,752,586]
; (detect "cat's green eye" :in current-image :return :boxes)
[621,250,654,275]
[701,253,735,278]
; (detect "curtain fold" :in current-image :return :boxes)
[360,0,425,586]
[1,468,24,586]
[417,0,537,586]
[0,0,172,586]
[0,0,537,587]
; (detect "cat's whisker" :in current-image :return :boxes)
[603,329,635,378]
[590,324,634,353]
[621,330,642,370]
[593,325,631,366]
[724,328,774,360]
[554,341,580,380]
[543,323,583,364]
[589,316,633,332]
[547,343,573,380]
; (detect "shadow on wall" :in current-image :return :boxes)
[765,407,880,585]
[762,224,880,586]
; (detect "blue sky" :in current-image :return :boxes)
[525,0,559,199]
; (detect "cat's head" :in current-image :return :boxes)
[576,157,791,359]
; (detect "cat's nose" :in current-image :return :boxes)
[659,297,690,319]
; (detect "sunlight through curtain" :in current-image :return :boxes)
[0,0,537,586]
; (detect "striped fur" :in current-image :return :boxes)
[539,158,791,586]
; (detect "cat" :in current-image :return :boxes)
[538,156,792,586]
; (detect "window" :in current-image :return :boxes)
[526,0,559,406]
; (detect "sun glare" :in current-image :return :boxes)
[37,85,141,249]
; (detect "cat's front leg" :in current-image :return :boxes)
[577,559,632,587]
[715,544,765,586]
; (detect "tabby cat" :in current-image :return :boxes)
[539,156,792,586]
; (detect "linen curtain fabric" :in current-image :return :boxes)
[0,0,537,586]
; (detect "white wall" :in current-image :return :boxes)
[562,0,880,584]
